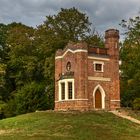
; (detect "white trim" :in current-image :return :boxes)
[88,76,111,82]
[93,61,104,72]
[73,99,88,101]
[74,49,87,53]
[111,100,120,102]
[93,84,105,109]
[55,56,63,59]
[55,99,88,103]
[55,49,87,59]
[88,56,110,61]
[58,79,74,101]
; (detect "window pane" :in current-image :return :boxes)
[68,82,72,99]
[95,64,102,71]
[61,83,65,100]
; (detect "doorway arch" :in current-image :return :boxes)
[93,85,105,109]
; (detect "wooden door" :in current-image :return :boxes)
[95,89,102,108]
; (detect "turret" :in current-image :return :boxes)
[105,29,120,109]
[105,29,119,59]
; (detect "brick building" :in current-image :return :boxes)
[55,29,120,111]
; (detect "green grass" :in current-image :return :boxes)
[0,111,140,140]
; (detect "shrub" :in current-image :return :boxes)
[133,98,140,110]
[0,100,7,119]
[5,81,54,116]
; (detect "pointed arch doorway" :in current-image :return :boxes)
[95,89,102,108]
[93,85,105,109]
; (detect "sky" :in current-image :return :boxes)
[0,0,139,37]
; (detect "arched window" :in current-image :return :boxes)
[66,62,71,71]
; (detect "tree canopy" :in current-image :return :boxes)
[120,15,140,109]
[0,7,105,118]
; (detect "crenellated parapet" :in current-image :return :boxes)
[105,29,119,39]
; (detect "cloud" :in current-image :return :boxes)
[0,0,139,35]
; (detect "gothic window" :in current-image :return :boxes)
[66,62,71,71]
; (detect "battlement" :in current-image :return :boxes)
[88,47,108,55]
[105,29,119,39]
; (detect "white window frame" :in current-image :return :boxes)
[58,79,74,101]
[93,61,104,72]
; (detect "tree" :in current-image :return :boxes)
[120,15,140,109]
[6,23,37,87]
[42,7,91,44]
[33,7,101,112]
[0,24,10,101]
[0,8,104,117]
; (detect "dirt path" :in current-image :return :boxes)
[111,110,140,125]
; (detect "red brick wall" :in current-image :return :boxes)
[105,29,120,109]
[74,51,88,99]
[55,29,120,111]
[55,100,89,111]
[87,59,110,77]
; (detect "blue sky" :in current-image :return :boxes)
[0,0,139,36]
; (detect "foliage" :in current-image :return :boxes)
[0,8,104,118]
[0,100,6,119]
[6,23,36,86]
[133,98,140,110]
[42,7,91,43]
[120,15,140,108]
[37,7,102,50]
[85,34,104,47]
[5,82,52,116]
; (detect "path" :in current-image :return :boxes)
[111,110,140,125]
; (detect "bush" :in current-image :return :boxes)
[0,100,7,119]
[5,81,54,116]
[133,98,140,110]
[2,99,16,118]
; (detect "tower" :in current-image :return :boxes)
[105,29,120,109]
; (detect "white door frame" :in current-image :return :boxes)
[93,84,105,109]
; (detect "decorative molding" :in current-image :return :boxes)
[88,56,110,61]
[55,49,88,59]
[88,76,111,82]
[55,56,63,59]
[93,84,105,109]
[74,49,87,53]
[93,61,104,72]
[55,99,89,103]
[111,100,120,102]
[93,61,105,65]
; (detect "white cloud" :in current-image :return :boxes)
[0,0,139,34]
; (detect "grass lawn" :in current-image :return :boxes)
[0,111,140,140]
